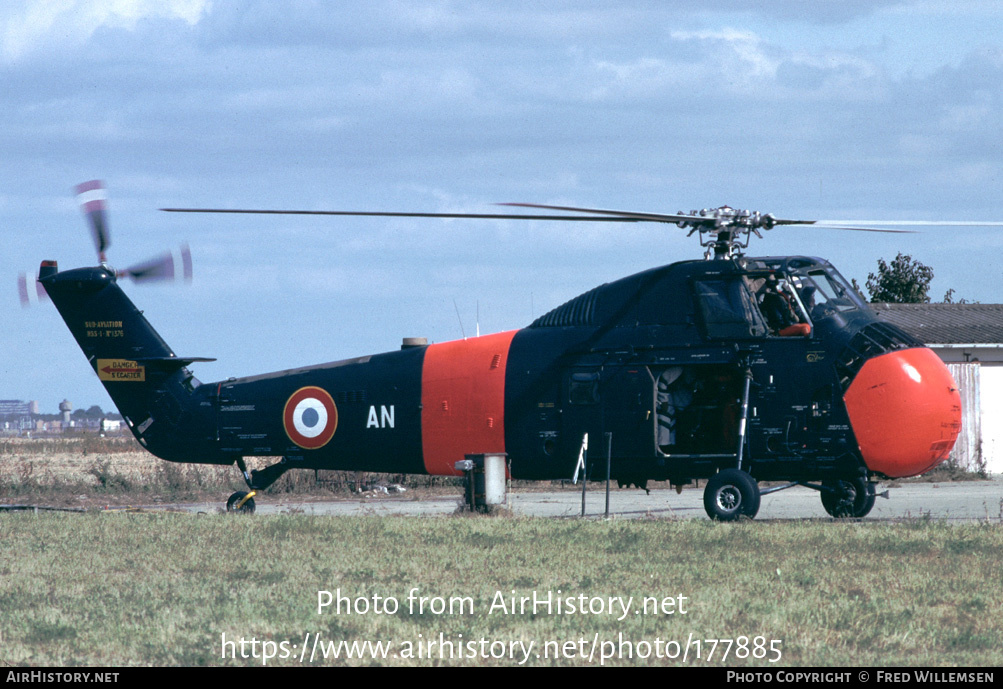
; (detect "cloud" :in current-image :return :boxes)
[589,28,818,103]
[1,0,210,61]
[687,0,905,24]
[671,28,780,80]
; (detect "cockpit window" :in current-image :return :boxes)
[794,269,863,320]
[818,268,866,308]
[694,278,768,339]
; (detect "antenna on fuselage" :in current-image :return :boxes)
[453,298,466,339]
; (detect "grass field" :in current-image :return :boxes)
[2,438,1000,667]
[1,512,1001,667]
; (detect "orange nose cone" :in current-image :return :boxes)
[844,348,961,478]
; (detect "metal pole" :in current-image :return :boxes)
[735,365,753,471]
[604,432,612,518]
[507,457,512,512]
[581,449,587,517]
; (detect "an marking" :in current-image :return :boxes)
[97,359,145,381]
[366,405,395,429]
[283,386,338,450]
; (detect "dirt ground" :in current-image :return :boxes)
[2,436,995,514]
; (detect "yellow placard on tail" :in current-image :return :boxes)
[97,359,145,382]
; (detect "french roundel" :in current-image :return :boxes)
[283,386,338,449]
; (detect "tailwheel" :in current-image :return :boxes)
[226,490,257,514]
[703,469,760,521]
[820,477,875,518]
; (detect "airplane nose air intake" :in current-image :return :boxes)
[843,348,961,478]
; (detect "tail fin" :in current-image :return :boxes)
[39,261,217,460]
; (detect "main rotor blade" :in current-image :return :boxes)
[160,204,986,234]
[807,223,916,234]
[498,202,692,223]
[818,220,1003,227]
[159,208,640,222]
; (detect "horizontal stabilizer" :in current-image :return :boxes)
[133,356,217,370]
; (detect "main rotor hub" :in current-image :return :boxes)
[674,206,777,259]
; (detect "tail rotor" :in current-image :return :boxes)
[18,180,193,306]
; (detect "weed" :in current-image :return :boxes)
[87,460,133,491]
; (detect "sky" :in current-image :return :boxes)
[3,1,1003,412]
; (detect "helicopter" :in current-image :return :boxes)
[30,182,968,520]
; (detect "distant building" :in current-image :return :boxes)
[0,400,33,433]
[874,303,1003,475]
[100,418,122,435]
[1,399,124,436]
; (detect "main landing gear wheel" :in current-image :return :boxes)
[820,477,875,518]
[703,469,760,521]
[226,490,256,514]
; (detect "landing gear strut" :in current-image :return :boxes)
[758,475,884,518]
[226,457,294,514]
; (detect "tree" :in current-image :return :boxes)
[864,253,934,303]
[942,288,976,304]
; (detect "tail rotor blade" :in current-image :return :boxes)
[75,180,110,262]
[180,243,192,282]
[17,271,47,308]
[120,245,193,284]
[120,253,175,283]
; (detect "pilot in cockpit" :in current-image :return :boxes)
[759,274,812,337]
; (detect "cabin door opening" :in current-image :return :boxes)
[655,365,742,457]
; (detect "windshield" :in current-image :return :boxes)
[792,268,864,321]
[749,258,867,323]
